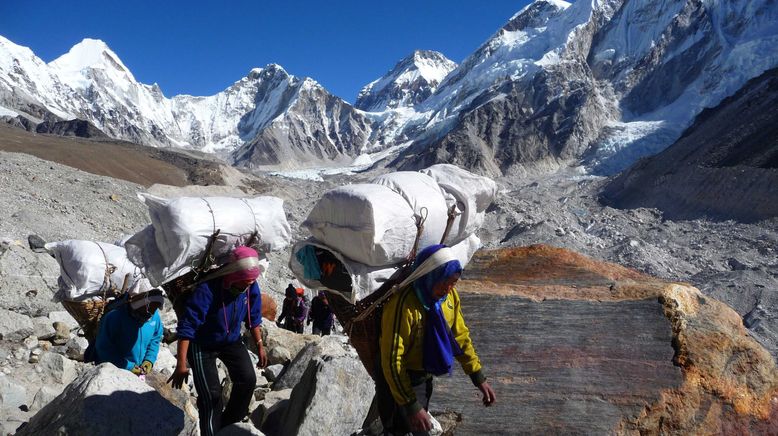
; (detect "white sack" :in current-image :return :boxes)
[46,240,142,302]
[302,184,418,267]
[126,194,290,286]
[419,164,498,240]
[290,234,482,303]
[371,171,466,247]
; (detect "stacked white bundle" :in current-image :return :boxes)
[419,164,498,242]
[294,165,496,302]
[125,193,292,286]
[46,240,142,302]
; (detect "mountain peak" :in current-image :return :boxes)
[355,50,457,112]
[49,38,129,75]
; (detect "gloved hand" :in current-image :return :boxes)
[130,365,143,375]
[141,360,153,375]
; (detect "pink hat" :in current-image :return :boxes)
[223,246,261,288]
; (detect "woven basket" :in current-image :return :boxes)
[61,298,106,343]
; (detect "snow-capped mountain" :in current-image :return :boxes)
[0,37,372,167]
[1,0,777,175]
[355,50,457,112]
[391,0,778,175]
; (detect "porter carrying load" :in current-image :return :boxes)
[46,240,144,342]
[289,165,497,377]
[125,193,292,314]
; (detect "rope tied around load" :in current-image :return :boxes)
[347,207,428,331]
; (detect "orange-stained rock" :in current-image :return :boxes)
[429,245,778,435]
[261,293,277,322]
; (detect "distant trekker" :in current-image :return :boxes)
[94,289,164,376]
[376,244,496,434]
[308,291,335,336]
[278,284,309,333]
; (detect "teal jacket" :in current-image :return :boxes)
[95,306,163,370]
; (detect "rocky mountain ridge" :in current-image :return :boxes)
[1,0,778,176]
[600,66,778,222]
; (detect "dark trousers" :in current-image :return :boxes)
[188,341,257,436]
[374,358,433,436]
[312,323,332,336]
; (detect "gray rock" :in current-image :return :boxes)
[38,351,76,384]
[65,336,89,361]
[22,335,38,350]
[32,317,55,340]
[251,388,291,432]
[154,346,177,375]
[273,335,351,391]
[0,375,27,408]
[52,321,71,345]
[217,422,265,435]
[17,364,199,435]
[0,243,60,316]
[0,308,34,341]
[49,311,78,330]
[279,352,374,436]
[261,317,319,366]
[30,385,62,412]
[263,364,284,383]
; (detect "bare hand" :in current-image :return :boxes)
[167,365,189,389]
[256,346,268,369]
[478,381,496,406]
[408,408,432,432]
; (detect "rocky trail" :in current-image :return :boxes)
[1,147,777,434]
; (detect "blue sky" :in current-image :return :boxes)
[0,0,533,102]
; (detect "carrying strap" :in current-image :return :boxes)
[439,204,460,244]
[181,256,262,292]
[350,247,456,325]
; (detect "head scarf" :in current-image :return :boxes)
[223,246,261,289]
[412,244,464,376]
[130,289,165,310]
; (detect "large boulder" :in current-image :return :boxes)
[279,346,374,436]
[17,363,199,435]
[0,242,60,316]
[0,308,33,341]
[433,245,778,434]
[272,335,350,391]
[258,321,319,366]
[37,351,76,384]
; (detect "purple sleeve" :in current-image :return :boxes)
[245,281,262,329]
[177,282,213,340]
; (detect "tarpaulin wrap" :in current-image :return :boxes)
[46,240,142,302]
[125,194,290,286]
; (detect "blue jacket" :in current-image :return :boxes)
[177,279,262,349]
[95,306,163,370]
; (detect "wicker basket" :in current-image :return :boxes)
[61,298,107,343]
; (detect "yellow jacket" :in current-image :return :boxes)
[379,285,485,414]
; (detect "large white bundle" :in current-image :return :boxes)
[126,194,291,286]
[419,164,498,241]
[46,240,142,302]
[303,184,418,267]
[371,171,465,247]
[290,235,482,303]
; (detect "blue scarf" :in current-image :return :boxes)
[413,244,464,376]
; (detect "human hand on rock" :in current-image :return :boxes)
[140,360,153,375]
[408,408,432,432]
[256,345,268,369]
[167,365,189,389]
[130,365,143,376]
[478,381,496,406]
